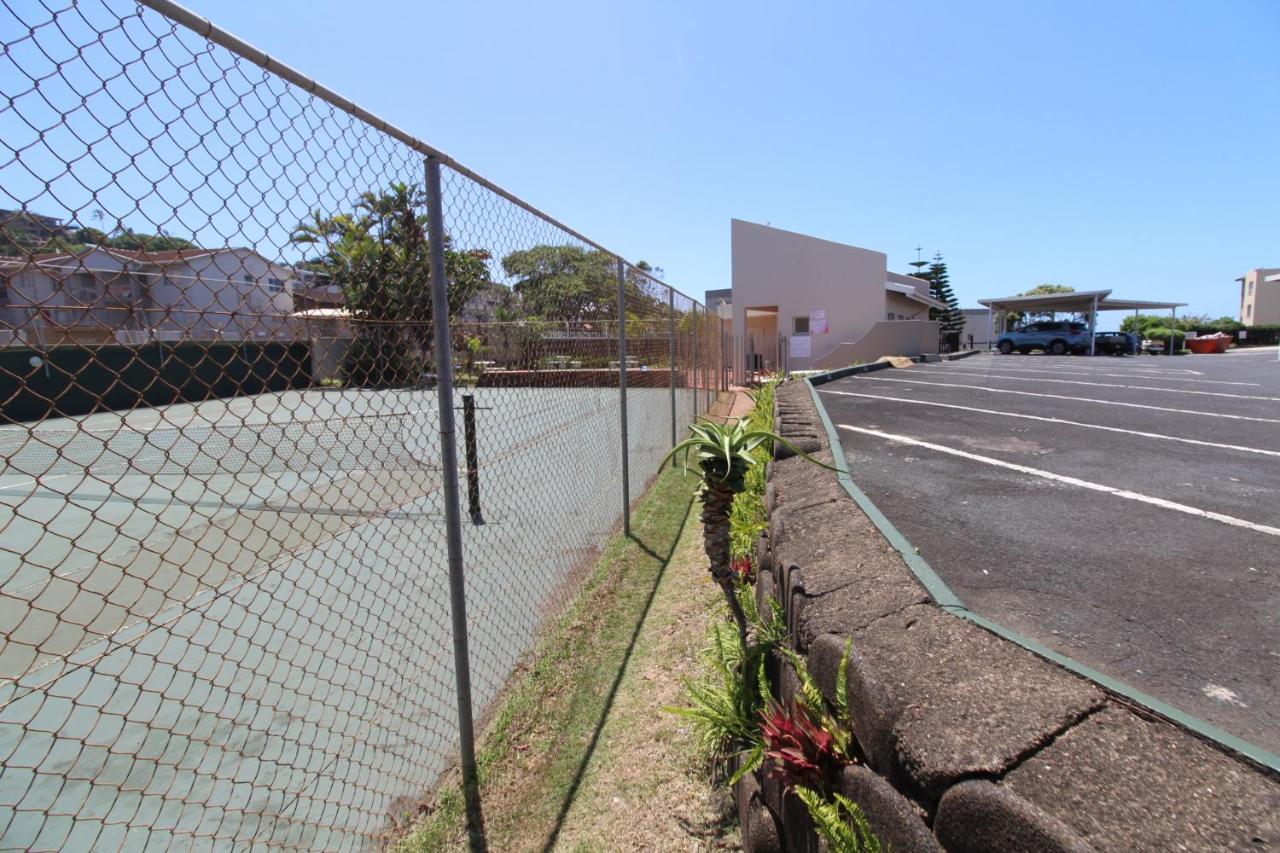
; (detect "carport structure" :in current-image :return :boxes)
[978,289,1188,355]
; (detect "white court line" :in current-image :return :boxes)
[820,390,1280,458]
[838,424,1280,537]
[0,473,76,493]
[860,376,1280,424]
[923,368,1280,402]
[926,363,1259,387]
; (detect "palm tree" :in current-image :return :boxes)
[665,417,834,646]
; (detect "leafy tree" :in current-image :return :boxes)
[292,183,490,387]
[501,244,664,331]
[500,244,619,323]
[1001,283,1075,327]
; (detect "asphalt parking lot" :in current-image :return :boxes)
[816,348,1280,757]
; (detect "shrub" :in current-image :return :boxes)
[728,379,778,559]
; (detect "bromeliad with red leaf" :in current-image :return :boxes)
[760,699,851,793]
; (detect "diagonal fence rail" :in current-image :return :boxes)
[0,0,727,848]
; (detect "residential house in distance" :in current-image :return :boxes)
[1238,268,1280,325]
[725,219,945,380]
[0,246,298,346]
[0,209,73,247]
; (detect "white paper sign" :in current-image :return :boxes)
[789,335,811,358]
[809,308,828,335]
[1239,329,1248,340]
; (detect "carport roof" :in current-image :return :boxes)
[977,289,1187,312]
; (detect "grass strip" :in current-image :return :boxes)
[395,462,702,851]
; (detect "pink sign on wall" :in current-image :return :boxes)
[809,308,828,335]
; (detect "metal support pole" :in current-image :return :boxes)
[1169,306,1176,356]
[617,258,630,536]
[668,288,677,461]
[462,394,483,524]
[986,307,993,350]
[424,156,485,849]
[704,313,712,410]
[691,303,699,419]
[721,326,728,391]
[1088,295,1097,356]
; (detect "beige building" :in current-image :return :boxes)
[1238,268,1280,325]
[727,219,943,380]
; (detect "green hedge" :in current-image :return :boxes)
[0,342,312,423]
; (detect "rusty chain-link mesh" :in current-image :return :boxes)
[0,0,724,849]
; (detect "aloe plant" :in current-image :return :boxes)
[664,415,835,644]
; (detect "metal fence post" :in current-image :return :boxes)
[462,393,483,524]
[425,155,486,850]
[668,287,677,460]
[617,258,631,536]
[691,303,699,419]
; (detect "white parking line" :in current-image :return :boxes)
[968,358,1205,376]
[820,390,1280,458]
[926,363,1260,387]
[922,369,1280,402]
[838,424,1280,537]
[860,376,1280,424]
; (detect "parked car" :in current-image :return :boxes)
[1093,331,1138,355]
[996,321,1090,355]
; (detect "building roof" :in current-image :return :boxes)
[885,280,948,310]
[978,289,1187,313]
[291,307,350,318]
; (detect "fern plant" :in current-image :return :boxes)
[793,787,882,853]
[669,581,788,783]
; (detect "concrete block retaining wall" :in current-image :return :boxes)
[734,378,1279,852]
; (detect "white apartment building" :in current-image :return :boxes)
[0,247,299,346]
[1238,268,1280,325]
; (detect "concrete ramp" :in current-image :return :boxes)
[814,319,940,368]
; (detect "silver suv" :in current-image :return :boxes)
[996,321,1090,355]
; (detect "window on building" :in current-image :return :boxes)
[267,277,285,293]
[1246,304,1252,319]
[65,274,98,304]
[243,274,253,285]
[887,312,894,321]
[1248,281,1254,295]
[793,316,809,336]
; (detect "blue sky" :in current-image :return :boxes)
[22,0,1280,321]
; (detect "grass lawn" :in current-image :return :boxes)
[396,457,739,851]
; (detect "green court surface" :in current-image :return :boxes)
[0,384,694,849]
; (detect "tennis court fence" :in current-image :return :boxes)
[0,0,728,848]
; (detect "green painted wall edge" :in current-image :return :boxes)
[801,372,1280,776]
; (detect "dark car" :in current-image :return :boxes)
[1093,331,1138,356]
[996,321,1091,355]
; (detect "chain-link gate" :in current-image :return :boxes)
[0,1,725,848]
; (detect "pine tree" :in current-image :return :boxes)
[925,253,965,345]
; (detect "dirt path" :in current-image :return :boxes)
[548,500,740,852]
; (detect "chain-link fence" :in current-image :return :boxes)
[0,0,726,848]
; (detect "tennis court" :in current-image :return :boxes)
[0,384,686,849]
